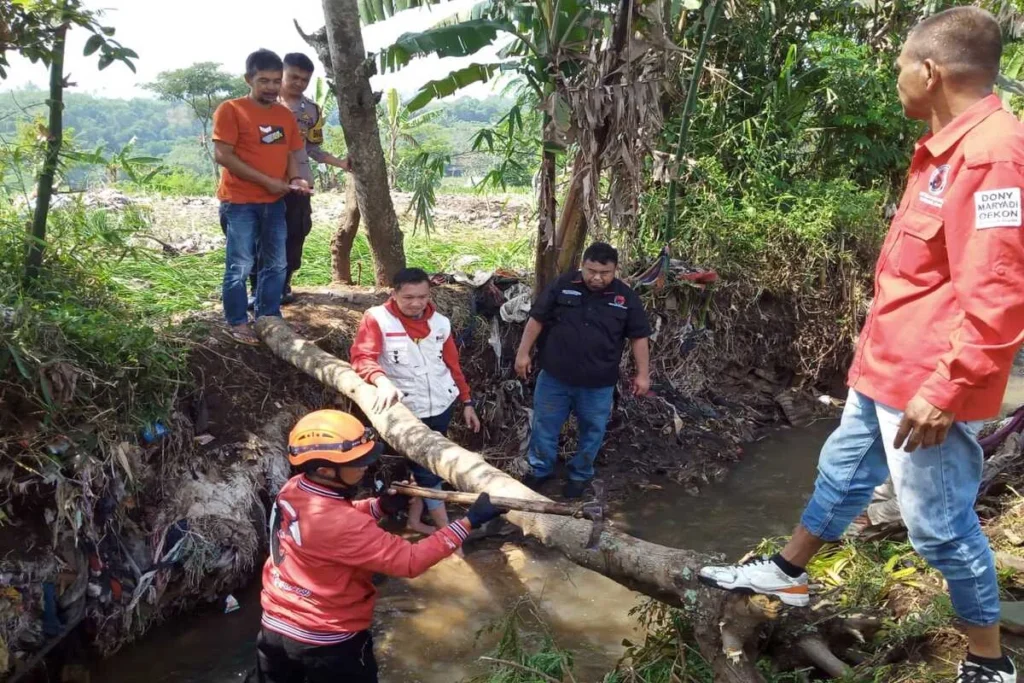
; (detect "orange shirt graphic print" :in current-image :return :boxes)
[260,125,286,145]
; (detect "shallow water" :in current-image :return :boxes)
[92,418,834,683]
[94,364,1024,683]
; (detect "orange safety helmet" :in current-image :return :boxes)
[287,410,382,472]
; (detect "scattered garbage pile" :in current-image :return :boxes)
[0,391,302,678]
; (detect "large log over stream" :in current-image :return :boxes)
[255,316,812,681]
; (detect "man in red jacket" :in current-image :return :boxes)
[699,9,1024,682]
[350,267,481,537]
[254,409,502,682]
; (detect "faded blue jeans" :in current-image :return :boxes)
[221,200,287,326]
[801,389,997,626]
[528,371,615,482]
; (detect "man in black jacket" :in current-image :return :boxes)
[514,242,651,498]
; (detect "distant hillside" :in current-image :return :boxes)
[0,87,516,180]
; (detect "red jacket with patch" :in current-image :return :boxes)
[847,95,1024,421]
[259,475,469,644]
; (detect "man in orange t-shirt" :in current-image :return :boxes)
[213,49,310,345]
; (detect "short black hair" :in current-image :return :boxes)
[907,7,1001,86]
[392,267,430,290]
[245,49,283,78]
[582,242,618,266]
[283,52,316,74]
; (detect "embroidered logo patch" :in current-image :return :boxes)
[259,125,285,144]
[609,294,628,310]
[975,188,1022,229]
[928,165,950,195]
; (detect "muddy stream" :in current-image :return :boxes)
[92,373,1024,683]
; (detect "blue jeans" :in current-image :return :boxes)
[408,403,455,511]
[221,201,287,326]
[801,389,997,626]
[528,371,614,482]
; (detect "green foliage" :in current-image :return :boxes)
[67,138,164,187]
[0,200,186,438]
[374,0,614,113]
[472,100,541,190]
[406,151,451,234]
[145,168,218,197]
[143,62,246,124]
[648,166,885,294]
[469,597,576,683]
[0,0,137,78]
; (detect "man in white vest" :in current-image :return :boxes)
[350,268,481,540]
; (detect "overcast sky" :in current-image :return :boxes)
[0,0,502,100]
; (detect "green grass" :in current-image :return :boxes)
[106,219,534,318]
[436,177,534,196]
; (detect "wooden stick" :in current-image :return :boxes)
[391,483,598,520]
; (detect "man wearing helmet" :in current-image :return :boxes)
[350,267,481,538]
[253,409,503,682]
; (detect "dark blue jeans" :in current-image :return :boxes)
[408,403,455,511]
[527,371,614,482]
[221,200,287,326]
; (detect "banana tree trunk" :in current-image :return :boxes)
[533,147,559,295]
[320,0,406,285]
[254,316,778,682]
[552,0,634,275]
[554,158,590,274]
[331,179,361,284]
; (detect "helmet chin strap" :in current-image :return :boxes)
[307,466,360,497]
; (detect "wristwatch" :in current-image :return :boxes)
[464,399,477,408]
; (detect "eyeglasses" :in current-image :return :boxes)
[288,426,378,456]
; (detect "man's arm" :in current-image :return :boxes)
[213,142,289,195]
[630,337,651,396]
[515,318,544,379]
[308,144,350,171]
[625,288,653,396]
[515,281,560,379]
[333,515,469,579]
[896,161,1024,451]
[286,151,311,194]
[350,313,402,412]
[441,335,480,432]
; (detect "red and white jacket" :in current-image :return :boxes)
[350,300,471,419]
[260,475,470,644]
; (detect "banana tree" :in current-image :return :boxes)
[371,0,622,291]
[379,88,443,187]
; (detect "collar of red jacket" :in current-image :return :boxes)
[385,298,435,324]
[918,93,1003,158]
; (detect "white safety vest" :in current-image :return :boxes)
[368,305,459,419]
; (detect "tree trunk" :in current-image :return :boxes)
[554,159,589,274]
[254,316,775,682]
[331,178,361,284]
[202,121,219,184]
[25,11,68,283]
[320,0,406,285]
[533,148,558,295]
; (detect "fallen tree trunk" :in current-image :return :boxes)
[256,316,803,681]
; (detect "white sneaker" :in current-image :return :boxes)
[698,557,810,607]
[956,659,1017,683]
